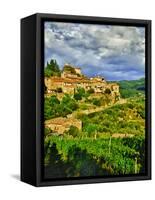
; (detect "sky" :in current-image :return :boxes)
[44,21,145,81]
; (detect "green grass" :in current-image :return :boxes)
[78,97,145,136]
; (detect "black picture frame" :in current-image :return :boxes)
[21,13,151,187]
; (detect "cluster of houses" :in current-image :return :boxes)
[44,64,120,135]
[45,117,82,135]
[45,64,120,98]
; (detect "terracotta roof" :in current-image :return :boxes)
[46,76,108,85]
[50,77,90,84]
[50,77,65,83]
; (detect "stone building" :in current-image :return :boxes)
[61,71,78,78]
[45,117,82,134]
[74,67,81,75]
[61,64,82,79]
[44,64,120,98]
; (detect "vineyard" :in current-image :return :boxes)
[44,135,145,178]
[44,95,145,178]
[44,60,145,179]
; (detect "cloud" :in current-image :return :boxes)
[44,22,145,81]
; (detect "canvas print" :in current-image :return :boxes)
[43,21,146,179]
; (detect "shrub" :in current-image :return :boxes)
[92,98,101,106]
[44,127,52,137]
[44,59,61,77]
[74,87,89,100]
[61,94,78,111]
[66,126,80,137]
[84,123,98,137]
[44,95,78,119]
[87,88,95,94]
[74,93,82,100]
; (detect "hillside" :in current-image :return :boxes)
[44,97,145,178]
[44,59,146,178]
[79,96,145,137]
[115,78,145,98]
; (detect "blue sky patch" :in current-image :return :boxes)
[44,22,145,81]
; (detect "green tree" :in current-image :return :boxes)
[44,96,60,120]
[77,87,86,96]
[44,94,79,120]
[66,126,80,137]
[74,92,82,100]
[44,59,61,77]
[49,95,60,106]
[74,87,86,100]
[61,94,78,111]
[84,124,98,137]
[92,98,101,106]
[44,127,52,137]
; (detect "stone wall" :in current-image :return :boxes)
[44,66,120,99]
[45,117,82,134]
[74,68,81,75]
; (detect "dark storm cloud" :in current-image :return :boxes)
[44,22,145,80]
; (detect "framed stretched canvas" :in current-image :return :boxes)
[21,13,151,186]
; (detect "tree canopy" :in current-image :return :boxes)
[45,59,61,77]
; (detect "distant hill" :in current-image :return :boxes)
[113,78,145,98]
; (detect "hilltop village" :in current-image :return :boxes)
[44,63,120,135]
[45,63,120,98]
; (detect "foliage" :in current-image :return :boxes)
[44,127,52,137]
[44,59,61,77]
[79,97,145,136]
[74,92,82,101]
[44,94,78,120]
[44,72,146,178]
[92,98,101,106]
[61,94,79,113]
[74,87,89,100]
[85,95,112,107]
[116,78,145,98]
[65,126,80,137]
[87,88,95,94]
[44,96,60,119]
[83,123,98,137]
[44,135,144,176]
